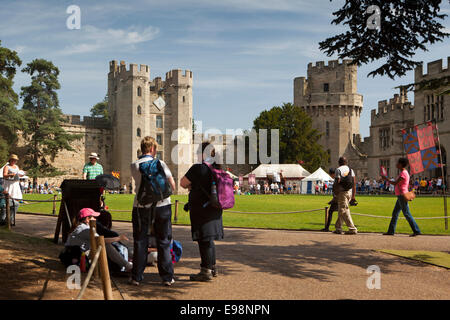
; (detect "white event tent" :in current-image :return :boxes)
[300,167,334,194]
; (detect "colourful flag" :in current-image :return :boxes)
[402,123,440,175]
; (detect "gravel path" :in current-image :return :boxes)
[13,213,450,300]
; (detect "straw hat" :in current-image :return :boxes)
[9,154,19,161]
[88,152,100,160]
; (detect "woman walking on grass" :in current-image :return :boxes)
[381,157,421,237]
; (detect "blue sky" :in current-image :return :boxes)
[1,0,449,138]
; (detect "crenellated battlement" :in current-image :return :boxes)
[165,69,193,86]
[63,114,111,129]
[302,104,363,117]
[307,59,354,72]
[415,57,450,82]
[109,60,150,80]
[371,89,414,122]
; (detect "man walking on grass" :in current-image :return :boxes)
[333,157,358,235]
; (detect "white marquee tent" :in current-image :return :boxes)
[300,167,334,194]
[244,164,311,182]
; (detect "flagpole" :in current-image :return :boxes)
[434,122,448,230]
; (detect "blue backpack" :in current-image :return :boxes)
[137,156,172,206]
[170,240,183,263]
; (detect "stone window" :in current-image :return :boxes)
[379,128,390,150]
[323,83,329,92]
[137,86,142,97]
[156,115,163,129]
[156,134,162,145]
[156,151,163,160]
[137,128,141,137]
[137,105,142,115]
[183,96,186,103]
[424,94,444,122]
[326,121,330,138]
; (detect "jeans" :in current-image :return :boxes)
[198,240,216,270]
[131,204,174,282]
[388,196,421,234]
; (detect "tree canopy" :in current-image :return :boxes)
[20,59,80,180]
[319,0,449,79]
[0,40,23,164]
[253,103,329,171]
[90,95,109,120]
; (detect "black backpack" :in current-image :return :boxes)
[338,167,354,191]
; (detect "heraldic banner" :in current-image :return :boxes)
[402,122,441,175]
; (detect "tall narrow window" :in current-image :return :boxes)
[137,128,141,137]
[137,86,142,96]
[156,134,162,145]
[137,105,142,115]
[183,96,186,103]
[326,121,330,138]
[323,83,329,92]
[156,115,163,128]
[156,151,162,160]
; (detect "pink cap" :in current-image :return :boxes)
[79,208,100,219]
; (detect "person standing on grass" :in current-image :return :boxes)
[129,136,176,287]
[180,142,223,282]
[83,153,103,180]
[321,168,338,232]
[333,157,358,235]
[381,158,421,237]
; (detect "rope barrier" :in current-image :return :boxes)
[351,212,450,220]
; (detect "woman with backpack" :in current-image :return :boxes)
[180,142,225,281]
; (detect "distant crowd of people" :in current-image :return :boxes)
[355,176,445,195]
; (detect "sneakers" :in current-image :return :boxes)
[128,278,140,286]
[190,268,213,282]
[163,279,175,286]
[212,266,218,278]
[344,230,358,235]
[383,232,394,236]
[333,230,343,234]
[410,232,422,237]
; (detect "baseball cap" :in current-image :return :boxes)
[79,208,100,220]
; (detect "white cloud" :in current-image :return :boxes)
[57,25,160,55]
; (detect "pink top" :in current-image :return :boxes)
[395,169,410,196]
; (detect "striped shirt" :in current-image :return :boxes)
[83,162,104,180]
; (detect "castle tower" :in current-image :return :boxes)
[108,61,193,193]
[293,60,363,166]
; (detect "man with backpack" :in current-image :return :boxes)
[333,157,358,235]
[129,136,176,286]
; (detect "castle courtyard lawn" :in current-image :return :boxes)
[19,194,450,235]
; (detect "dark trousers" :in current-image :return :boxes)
[198,240,216,270]
[388,196,421,234]
[131,204,174,282]
[324,201,338,230]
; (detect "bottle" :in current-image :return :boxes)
[210,182,220,208]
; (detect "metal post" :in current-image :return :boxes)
[174,200,179,223]
[324,206,329,230]
[52,194,57,215]
[5,194,11,230]
[435,123,448,230]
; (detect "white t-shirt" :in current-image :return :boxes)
[130,155,172,208]
[335,165,355,180]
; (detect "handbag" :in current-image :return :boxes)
[403,190,416,201]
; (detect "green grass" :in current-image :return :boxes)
[19,194,450,235]
[378,250,450,269]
